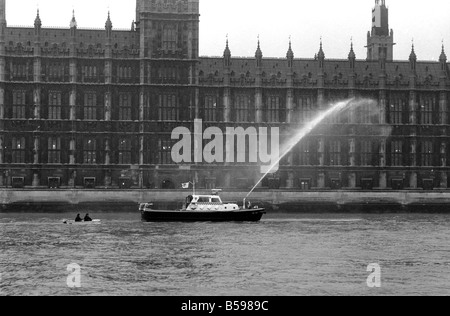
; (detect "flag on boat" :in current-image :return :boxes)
[181,182,190,189]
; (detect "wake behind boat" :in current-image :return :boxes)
[140,190,265,222]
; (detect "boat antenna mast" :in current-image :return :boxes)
[182,180,196,195]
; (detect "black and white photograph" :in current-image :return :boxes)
[1,0,450,301]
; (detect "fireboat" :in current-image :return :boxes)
[140,190,266,222]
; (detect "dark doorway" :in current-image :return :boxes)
[84,177,96,189]
[391,179,404,190]
[330,178,342,190]
[12,177,25,188]
[162,179,175,190]
[48,177,61,189]
[361,178,374,190]
[299,179,310,191]
[119,178,132,189]
[422,179,434,191]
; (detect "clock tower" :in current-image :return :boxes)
[366,0,395,61]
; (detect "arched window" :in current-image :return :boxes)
[421,140,433,167]
[235,94,252,122]
[390,140,403,166]
[162,24,177,51]
[48,137,61,164]
[203,95,217,122]
[328,140,341,166]
[119,93,132,120]
[159,139,174,165]
[266,95,280,122]
[83,138,97,164]
[48,91,62,120]
[12,137,26,163]
[118,138,132,164]
[12,90,26,119]
[84,92,97,120]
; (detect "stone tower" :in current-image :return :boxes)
[135,0,199,59]
[366,0,395,61]
[135,0,199,85]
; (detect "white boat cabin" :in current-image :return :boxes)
[185,194,239,212]
[139,190,246,212]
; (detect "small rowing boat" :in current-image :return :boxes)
[62,219,101,225]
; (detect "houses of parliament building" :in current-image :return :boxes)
[0,0,449,191]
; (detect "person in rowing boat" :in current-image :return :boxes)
[84,214,92,222]
[75,214,83,222]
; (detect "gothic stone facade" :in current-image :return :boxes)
[0,0,449,191]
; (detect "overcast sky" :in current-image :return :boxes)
[4,0,450,61]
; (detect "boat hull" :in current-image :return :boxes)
[63,219,101,225]
[141,208,266,222]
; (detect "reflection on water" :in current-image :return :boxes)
[0,212,450,296]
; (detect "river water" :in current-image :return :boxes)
[0,212,449,296]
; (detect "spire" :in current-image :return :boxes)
[317,38,325,60]
[317,38,325,70]
[105,11,113,39]
[440,43,447,63]
[255,36,263,67]
[440,42,447,75]
[286,37,294,60]
[409,41,417,62]
[105,11,112,30]
[223,35,231,68]
[34,9,42,29]
[286,37,294,69]
[255,36,263,59]
[224,35,231,58]
[70,10,77,29]
[348,40,356,60]
[348,39,356,69]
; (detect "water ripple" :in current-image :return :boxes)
[1,212,450,296]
